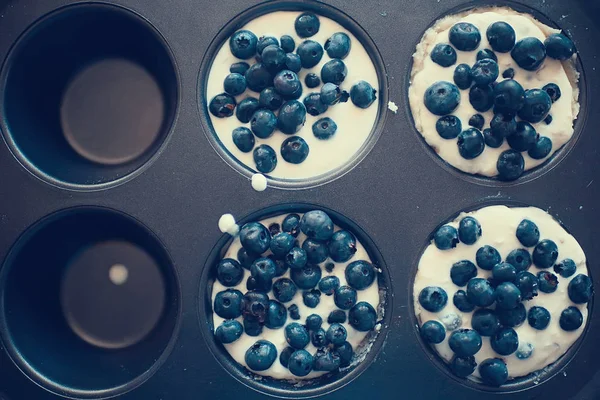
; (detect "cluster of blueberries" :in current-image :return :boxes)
[418,215,593,386]
[212,210,379,376]
[209,13,377,174]
[424,21,576,181]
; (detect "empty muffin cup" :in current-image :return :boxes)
[0,3,179,190]
[0,207,181,398]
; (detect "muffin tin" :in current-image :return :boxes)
[0,0,598,399]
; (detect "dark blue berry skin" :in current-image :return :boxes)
[568,274,593,304]
[236,97,260,123]
[419,286,448,312]
[288,304,300,320]
[491,328,519,356]
[479,358,508,386]
[328,310,346,324]
[285,322,310,349]
[436,115,462,139]
[232,127,255,153]
[325,32,351,59]
[214,289,243,319]
[281,136,310,164]
[516,219,540,247]
[516,343,534,359]
[313,348,341,372]
[424,81,460,116]
[230,62,250,75]
[285,53,302,73]
[303,289,321,308]
[217,258,244,287]
[302,238,329,264]
[476,245,501,270]
[268,255,288,277]
[518,89,552,123]
[533,239,559,269]
[483,128,504,148]
[515,271,539,300]
[434,225,459,250]
[274,70,302,100]
[449,22,481,51]
[229,30,258,59]
[346,260,376,290]
[490,113,517,139]
[296,40,324,68]
[240,222,271,255]
[209,93,237,118]
[295,12,320,38]
[241,315,263,336]
[250,109,277,139]
[449,329,482,357]
[545,33,576,60]
[527,306,551,330]
[477,49,498,62]
[470,59,499,86]
[543,83,561,103]
[451,260,478,287]
[431,43,457,67]
[537,271,559,293]
[300,210,334,241]
[492,262,517,283]
[311,328,327,347]
[321,59,348,85]
[259,87,284,111]
[466,278,495,307]
[497,303,526,328]
[495,282,522,310]
[282,214,301,237]
[334,286,358,310]
[560,307,583,331]
[265,300,288,329]
[245,63,273,93]
[305,73,321,88]
[528,136,553,160]
[328,231,357,263]
[348,301,377,331]
[256,36,279,55]
[285,247,308,270]
[451,356,477,378]
[224,73,247,96]
[555,258,577,278]
[351,81,378,109]
[277,100,307,134]
[493,79,525,114]
[280,35,296,53]
[335,341,354,367]
[453,64,472,90]
[288,350,314,377]
[511,37,546,71]
[458,216,482,245]
[487,22,516,53]
[303,93,328,116]
[242,291,270,323]
[216,320,244,344]
[507,121,537,152]
[469,114,485,130]
[497,150,525,181]
[457,128,485,160]
[453,290,475,312]
[273,278,297,303]
[326,323,347,346]
[420,320,446,344]
[291,264,322,290]
[469,84,494,112]
[319,276,340,296]
[320,83,346,105]
[306,314,322,331]
[270,232,296,259]
[502,68,515,79]
[506,249,532,272]
[238,247,258,270]
[471,309,501,336]
[245,340,278,371]
[246,275,270,294]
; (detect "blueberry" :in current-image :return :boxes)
[351,80,378,109]
[303,289,321,308]
[291,264,322,290]
[326,323,347,346]
[229,30,258,59]
[238,247,258,270]
[281,136,310,164]
[490,328,518,356]
[434,225,459,250]
[468,114,485,130]
[264,299,287,329]
[511,37,546,71]
[306,314,323,331]
[518,89,552,123]
[506,248,532,272]
[420,320,446,344]
[451,356,477,378]
[328,309,346,324]
[295,12,320,37]
[325,262,335,273]
[270,232,295,259]
[242,291,269,323]
[285,247,308,270]
[544,115,553,125]
[515,271,539,300]
[269,255,288,277]
[230,62,250,75]
[250,109,277,139]
[335,341,354,367]
[285,322,310,349]
[533,239,559,269]
[516,219,540,247]
[453,64,472,90]
[245,63,272,93]
[280,35,295,53]
[285,53,302,73]
[348,301,377,331]
[283,214,301,237]
[507,121,537,152]
[492,262,517,283]
[296,40,324,68]
[449,22,481,51]
[300,210,334,241]
[305,73,321,88]
[243,316,262,336]
[245,340,277,371]
[224,73,247,96]
[288,304,300,320]
[258,87,283,111]
[320,83,347,105]
[489,113,517,140]
[568,274,593,304]
[441,313,462,331]
[560,307,583,331]
[554,258,577,278]
[527,306,551,330]
[476,245,501,270]
[321,59,348,85]
[288,350,314,377]
[453,290,475,312]
[216,258,244,287]
[272,278,297,304]
[457,128,485,160]
[542,83,561,103]
[318,276,340,296]
[493,79,525,114]
[486,22,516,53]
[346,260,376,290]
[231,127,255,153]
[497,150,524,181]
[303,93,328,116]
[431,43,457,67]
[528,136,553,160]
[209,93,236,118]
[274,70,302,100]
[325,32,351,59]
[495,282,521,310]
[240,222,271,255]
[469,84,494,112]
[214,289,243,319]
[537,271,559,293]
[256,36,279,55]
[236,97,260,123]
[471,309,501,336]
[334,285,358,310]
[328,231,357,263]
[479,358,508,386]
[436,115,462,139]
[311,327,327,347]
[477,49,498,62]
[497,303,526,328]
[424,81,460,116]
[458,216,482,245]
[470,59,499,86]
[516,342,534,360]
[302,238,329,264]
[277,100,306,134]
[450,260,477,287]
[502,68,515,79]
[215,320,243,344]
[466,278,495,307]
[483,128,503,148]
[313,348,341,372]
[545,33,576,60]
[449,329,482,357]
[418,286,448,312]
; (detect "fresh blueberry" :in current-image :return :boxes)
[479,358,508,386]
[311,327,327,347]
[528,136,553,160]
[214,289,243,319]
[453,290,475,312]
[486,22,516,53]
[470,59,499,86]
[282,214,301,237]
[568,274,593,304]
[274,70,302,100]
[436,115,462,139]
[507,121,537,152]
[483,128,504,148]
[554,258,577,278]
[268,255,288,277]
[466,278,495,307]
[492,262,517,283]
[544,115,553,125]
[277,100,306,134]
[245,63,272,93]
[451,356,477,378]
[346,260,376,290]
[318,276,340,296]
[495,282,521,310]
[280,35,295,53]
[215,320,244,344]
[489,113,517,139]
[291,264,322,290]
[527,306,551,330]
[516,219,540,247]
[281,136,310,164]
[303,289,321,308]
[451,260,478,287]
[326,323,347,346]
[431,43,457,67]
[245,340,277,371]
[518,89,552,123]
[471,309,501,336]
[285,247,307,270]
[542,83,561,103]
[242,291,269,323]
[458,216,482,245]
[313,348,341,372]
[250,109,277,139]
[449,22,481,51]
[216,258,244,287]
[418,286,448,312]
[328,309,346,324]
[441,313,463,331]
[335,341,354,367]
[270,232,295,259]
[325,32,351,59]
[516,342,534,359]
[238,247,258,270]
[285,53,302,73]
[259,87,283,111]
[264,299,288,329]
[545,33,576,60]
[325,262,335,273]
[288,304,300,320]
[434,225,459,250]
[533,239,559,269]
[230,62,250,75]
[420,320,446,344]
[560,307,583,331]
[493,79,525,114]
[272,278,297,304]
[351,80,378,109]
[453,64,472,90]
[497,303,526,328]
[328,231,357,262]
[476,245,501,270]
[295,12,320,37]
[491,328,518,356]
[502,68,515,79]
[321,59,348,85]
[506,248,532,272]
[302,238,329,264]
[229,30,258,59]
[288,350,314,377]
[320,83,348,105]
[457,128,485,160]
[449,329,482,357]
[303,93,328,116]
[240,222,270,255]
[224,73,247,96]
[348,301,377,331]
[497,150,525,181]
[537,271,559,293]
[209,93,236,118]
[424,81,460,116]
[285,322,310,349]
[256,36,279,55]
[306,314,322,331]
[296,40,324,68]
[468,114,485,130]
[334,285,358,310]
[511,37,546,71]
[469,84,494,112]
[515,271,539,300]
[300,210,334,241]
[477,49,498,62]
[236,97,260,123]
[232,127,255,153]
[305,73,321,88]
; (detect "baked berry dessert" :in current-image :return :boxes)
[210,210,383,379]
[409,7,580,181]
[414,205,592,386]
[206,11,379,181]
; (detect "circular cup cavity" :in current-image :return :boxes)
[405,0,588,187]
[408,198,593,392]
[0,3,179,191]
[0,207,181,399]
[198,0,388,190]
[199,203,393,398]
